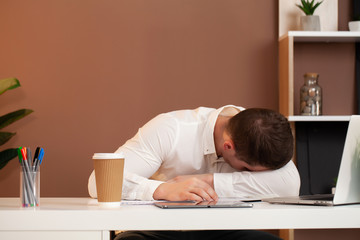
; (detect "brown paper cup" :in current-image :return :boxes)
[93,153,124,205]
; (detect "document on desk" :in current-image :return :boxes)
[121,197,262,207]
[154,199,253,209]
[120,200,195,205]
[121,200,161,205]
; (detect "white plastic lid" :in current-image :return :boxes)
[92,153,124,159]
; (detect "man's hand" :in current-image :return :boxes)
[153,175,218,202]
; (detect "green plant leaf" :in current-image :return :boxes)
[0,109,33,130]
[0,132,16,146]
[0,78,20,95]
[0,148,18,170]
[312,1,323,14]
[296,0,323,15]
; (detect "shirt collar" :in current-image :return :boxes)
[203,105,244,156]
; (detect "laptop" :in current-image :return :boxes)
[154,199,253,209]
[263,115,360,206]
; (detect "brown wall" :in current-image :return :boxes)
[0,0,352,197]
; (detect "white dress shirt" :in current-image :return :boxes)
[88,105,300,200]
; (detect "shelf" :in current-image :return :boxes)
[280,31,360,43]
[278,31,357,117]
[288,115,351,122]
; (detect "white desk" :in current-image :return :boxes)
[1,198,360,240]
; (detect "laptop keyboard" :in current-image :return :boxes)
[300,194,334,201]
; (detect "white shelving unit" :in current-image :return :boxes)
[281,31,360,43]
[278,31,358,240]
[288,115,351,122]
[279,31,360,120]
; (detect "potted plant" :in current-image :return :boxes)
[0,78,33,171]
[296,0,323,31]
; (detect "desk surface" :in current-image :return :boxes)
[1,198,360,231]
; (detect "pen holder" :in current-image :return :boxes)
[20,167,40,207]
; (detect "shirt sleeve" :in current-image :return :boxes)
[213,161,301,198]
[87,113,178,200]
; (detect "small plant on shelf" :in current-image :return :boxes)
[296,0,323,15]
[296,0,323,31]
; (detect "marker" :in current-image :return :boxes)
[38,148,44,165]
[26,147,32,167]
[17,147,28,207]
[33,147,40,172]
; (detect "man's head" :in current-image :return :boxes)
[223,108,293,170]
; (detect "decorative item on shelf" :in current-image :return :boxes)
[300,73,322,116]
[279,0,338,37]
[348,13,360,32]
[348,20,360,31]
[296,0,323,31]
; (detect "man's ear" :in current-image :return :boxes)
[223,140,234,151]
[223,131,235,151]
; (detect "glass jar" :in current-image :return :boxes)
[300,73,322,116]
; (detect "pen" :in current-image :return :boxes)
[38,148,44,165]
[26,147,32,168]
[17,148,28,207]
[33,147,40,171]
[34,147,44,172]
[32,147,42,207]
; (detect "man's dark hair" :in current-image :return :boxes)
[225,108,293,170]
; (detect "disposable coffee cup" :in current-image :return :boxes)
[93,153,124,206]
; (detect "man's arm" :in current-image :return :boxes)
[88,114,171,200]
[165,161,300,199]
[88,113,218,201]
[153,176,217,202]
[214,161,300,198]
